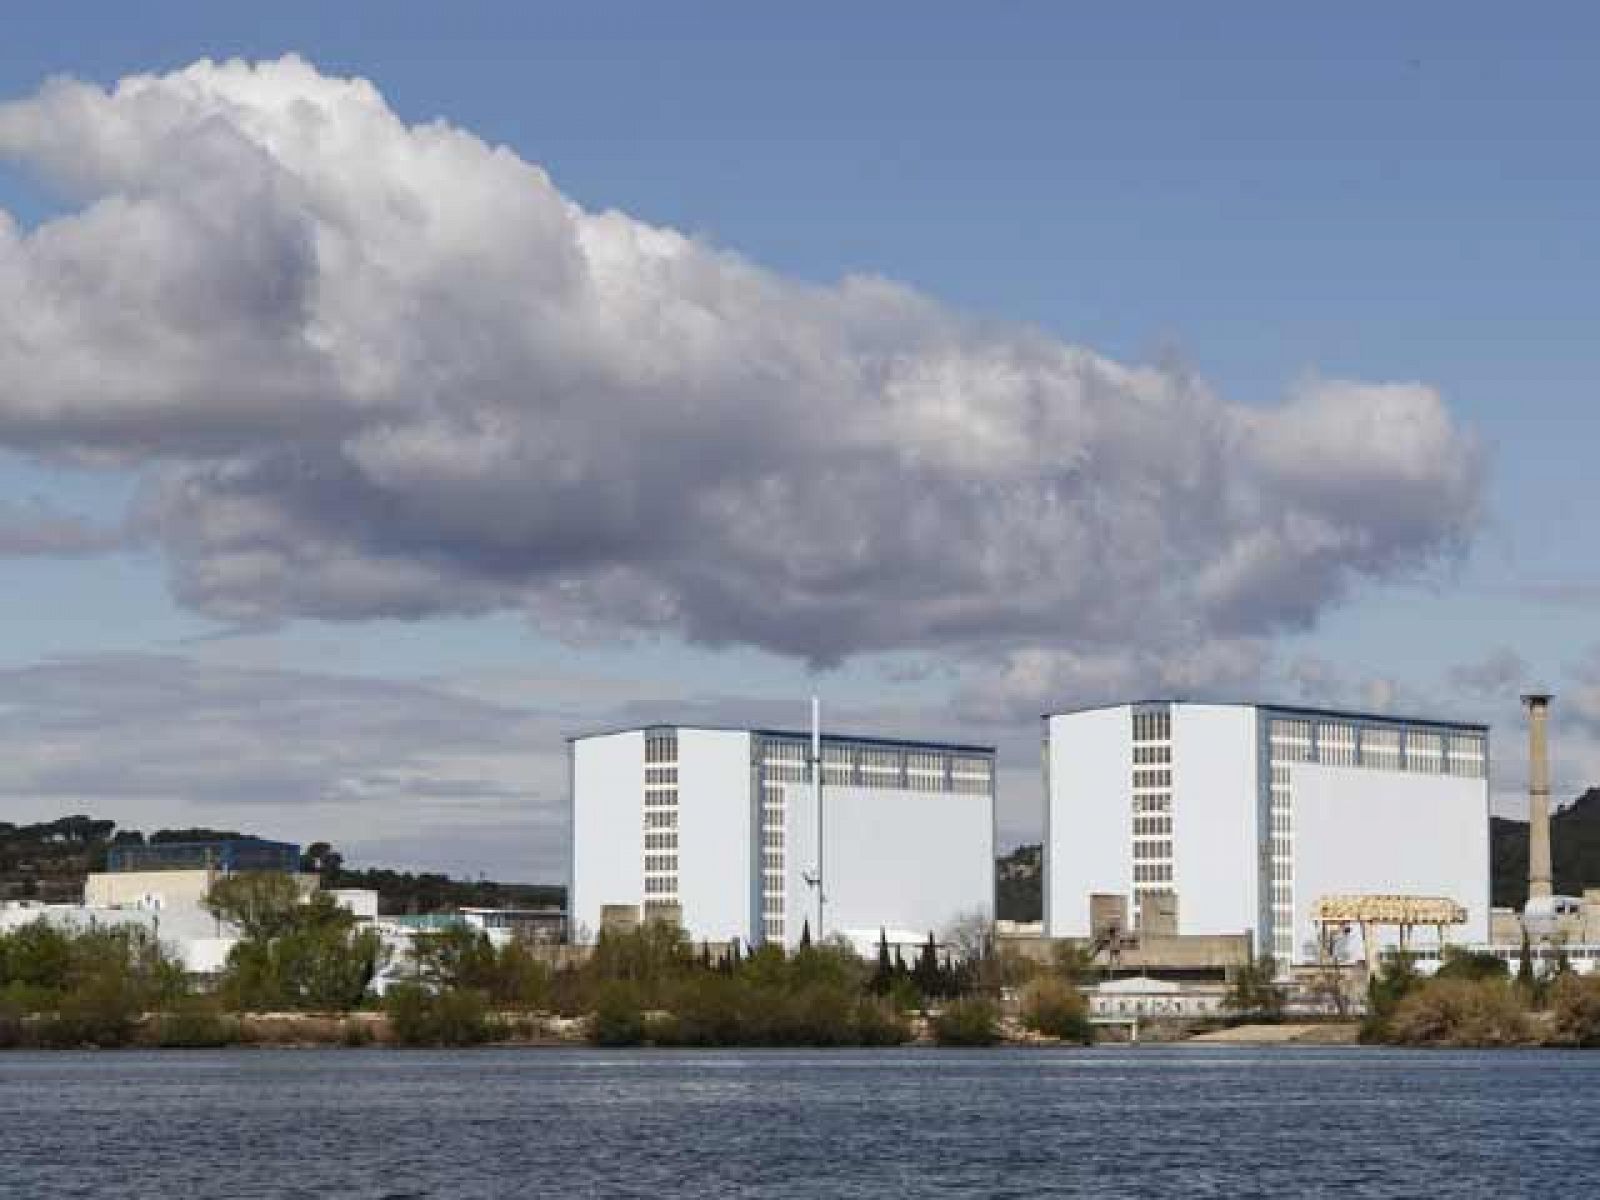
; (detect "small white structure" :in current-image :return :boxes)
[329,888,381,921]
[570,724,996,949]
[1045,702,1490,967]
[1087,976,1226,1019]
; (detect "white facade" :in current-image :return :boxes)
[1044,702,1490,965]
[569,725,996,949]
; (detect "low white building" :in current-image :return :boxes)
[1088,976,1227,1019]
[570,724,996,949]
[1045,701,1490,966]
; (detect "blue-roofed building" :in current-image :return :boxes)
[105,838,301,875]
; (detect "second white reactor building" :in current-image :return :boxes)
[1045,701,1490,964]
[569,725,995,948]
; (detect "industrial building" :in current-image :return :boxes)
[568,723,996,949]
[1044,701,1490,966]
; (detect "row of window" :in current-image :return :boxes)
[759,739,995,794]
[1133,840,1172,861]
[1132,709,1172,743]
[1133,793,1172,814]
[1133,769,1172,789]
[1133,863,1172,883]
[644,810,678,829]
[760,778,786,936]
[645,767,677,785]
[644,832,678,850]
[645,732,678,764]
[1133,815,1172,837]
[644,877,678,895]
[1267,719,1487,778]
[644,854,678,873]
[1133,745,1171,765]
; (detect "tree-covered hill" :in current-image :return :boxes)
[1491,787,1600,910]
[0,816,562,913]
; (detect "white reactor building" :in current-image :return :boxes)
[1044,702,1490,965]
[569,724,995,949]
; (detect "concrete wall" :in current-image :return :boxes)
[780,780,992,950]
[1045,707,1132,937]
[85,869,217,909]
[1170,705,1259,938]
[570,730,644,943]
[1292,764,1490,960]
[676,728,754,943]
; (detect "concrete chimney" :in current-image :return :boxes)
[1523,693,1553,903]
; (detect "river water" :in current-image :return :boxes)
[2,1046,1596,1198]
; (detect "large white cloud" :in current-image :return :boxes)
[0,57,1482,667]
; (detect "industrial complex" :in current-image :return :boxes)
[5,685,1593,1008]
[1043,702,1491,965]
[569,721,996,952]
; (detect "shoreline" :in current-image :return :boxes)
[2,1013,1376,1051]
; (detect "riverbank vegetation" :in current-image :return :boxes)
[1,883,1083,1048]
[1362,946,1600,1047]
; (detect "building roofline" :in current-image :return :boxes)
[1040,699,1489,734]
[565,722,994,755]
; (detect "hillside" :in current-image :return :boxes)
[997,843,1043,922]
[1491,787,1600,909]
[0,816,562,914]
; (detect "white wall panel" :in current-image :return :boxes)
[1045,707,1132,937]
[570,731,644,942]
[1170,705,1259,937]
[823,785,993,943]
[1292,765,1490,961]
[676,729,754,942]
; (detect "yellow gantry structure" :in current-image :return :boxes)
[1310,894,1469,967]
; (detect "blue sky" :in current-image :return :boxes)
[0,5,1596,874]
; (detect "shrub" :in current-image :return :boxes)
[931,997,1000,1046]
[151,1000,239,1048]
[853,997,912,1046]
[1550,974,1600,1046]
[588,981,648,1046]
[1020,977,1092,1043]
[1435,948,1509,983]
[383,984,497,1046]
[341,1018,375,1047]
[429,988,498,1046]
[1383,979,1529,1047]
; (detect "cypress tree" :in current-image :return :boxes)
[871,927,892,995]
[1517,926,1535,995]
[914,932,941,999]
[799,919,812,951]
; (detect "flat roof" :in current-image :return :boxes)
[1041,699,1489,734]
[567,723,994,755]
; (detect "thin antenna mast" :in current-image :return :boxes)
[800,695,825,942]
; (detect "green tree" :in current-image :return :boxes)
[870,929,893,996]
[931,996,1000,1046]
[217,892,384,1011]
[204,872,304,940]
[913,932,942,1000]
[1019,976,1092,1042]
[1225,955,1285,1019]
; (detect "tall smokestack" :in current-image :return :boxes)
[1523,693,1553,903]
